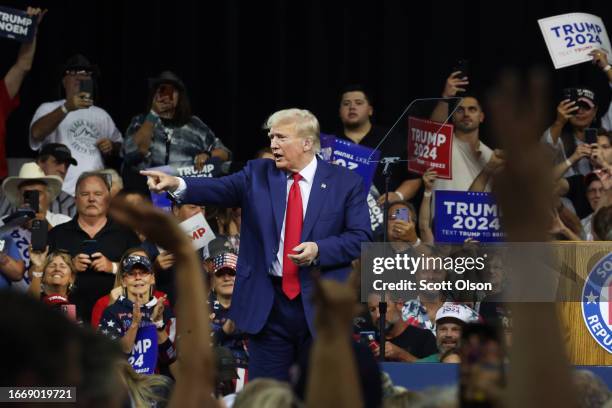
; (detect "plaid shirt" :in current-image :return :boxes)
[123,114,230,170]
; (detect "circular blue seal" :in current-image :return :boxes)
[582,251,612,354]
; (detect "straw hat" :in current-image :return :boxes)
[2,162,63,207]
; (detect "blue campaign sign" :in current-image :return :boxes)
[0,6,37,43]
[129,325,158,375]
[319,133,380,192]
[146,165,175,213]
[434,191,505,243]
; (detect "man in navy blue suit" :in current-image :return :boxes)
[142,108,372,380]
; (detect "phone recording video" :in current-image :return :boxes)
[394,207,409,222]
[23,190,40,213]
[79,78,94,97]
[453,59,469,78]
[585,128,598,145]
[80,239,98,256]
[31,219,48,252]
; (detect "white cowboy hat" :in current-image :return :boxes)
[2,162,63,208]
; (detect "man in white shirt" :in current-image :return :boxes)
[29,54,122,196]
[1,162,71,289]
[429,73,502,215]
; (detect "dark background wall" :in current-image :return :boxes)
[1,0,610,162]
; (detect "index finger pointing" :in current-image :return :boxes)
[140,170,165,178]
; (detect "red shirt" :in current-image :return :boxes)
[0,80,20,179]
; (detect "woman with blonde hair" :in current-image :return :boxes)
[28,246,78,320]
[90,247,170,328]
[115,359,172,407]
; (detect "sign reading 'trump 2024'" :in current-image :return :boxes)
[434,191,505,243]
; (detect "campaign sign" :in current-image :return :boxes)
[179,212,215,250]
[407,117,453,179]
[0,6,37,42]
[318,133,380,194]
[582,252,612,353]
[129,325,158,375]
[434,191,504,243]
[538,13,612,69]
[173,156,223,178]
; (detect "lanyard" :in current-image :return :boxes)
[163,128,174,165]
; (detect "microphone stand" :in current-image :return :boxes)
[378,156,399,362]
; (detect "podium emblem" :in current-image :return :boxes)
[582,252,612,354]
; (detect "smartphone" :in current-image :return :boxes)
[585,128,598,144]
[459,323,505,408]
[79,78,94,96]
[561,88,578,104]
[31,219,48,252]
[23,190,39,213]
[60,304,77,321]
[394,207,409,222]
[80,239,98,256]
[453,59,469,78]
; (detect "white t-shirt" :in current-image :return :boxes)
[434,137,493,191]
[29,100,122,196]
[431,137,493,216]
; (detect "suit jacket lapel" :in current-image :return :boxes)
[301,159,331,241]
[269,167,287,238]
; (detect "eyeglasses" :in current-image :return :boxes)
[123,269,153,278]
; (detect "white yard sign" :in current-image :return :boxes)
[538,13,612,69]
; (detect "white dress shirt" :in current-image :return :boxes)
[269,156,317,276]
[174,156,318,276]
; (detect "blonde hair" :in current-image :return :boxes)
[98,168,123,196]
[233,378,302,408]
[115,359,171,407]
[42,251,76,293]
[264,108,321,152]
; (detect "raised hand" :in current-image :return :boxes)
[442,71,469,98]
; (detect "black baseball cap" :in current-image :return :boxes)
[38,144,78,166]
[148,70,186,92]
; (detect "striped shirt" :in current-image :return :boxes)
[0,192,76,219]
[50,191,76,218]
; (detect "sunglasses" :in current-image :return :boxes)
[214,268,236,277]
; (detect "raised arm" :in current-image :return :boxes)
[430,71,468,123]
[3,7,45,99]
[306,272,363,408]
[469,149,505,192]
[489,70,577,408]
[418,168,436,243]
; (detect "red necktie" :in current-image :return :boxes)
[282,173,303,299]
